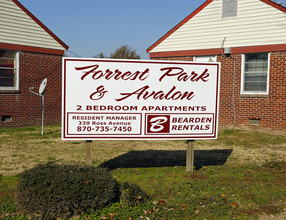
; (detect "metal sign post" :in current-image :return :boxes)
[29,78,47,135]
[41,93,45,135]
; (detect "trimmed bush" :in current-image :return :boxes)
[120,182,150,207]
[17,164,120,219]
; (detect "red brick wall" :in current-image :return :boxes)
[2,51,285,131]
[153,51,286,131]
[0,51,62,128]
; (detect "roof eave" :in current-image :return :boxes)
[0,42,66,55]
[260,0,286,13]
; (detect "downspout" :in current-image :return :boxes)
[220,37,237,129]
[230,56,236,129]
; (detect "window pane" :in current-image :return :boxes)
[243,53,268,93]
[0,59,15,68]
[0,69,15,87]
[245,62,268,72]
[244,81,267,91]
[0,50,15,59]
[0,50,17,89]
[245,73,267,81]
[0,68,15,77]
[245,53,268,62]
[0,78,14,87]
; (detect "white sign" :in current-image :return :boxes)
[62,58,220,140]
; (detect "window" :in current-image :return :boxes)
[241,53,270,95]
[222,0,238,18]
[0,50,19,90]
[2,115,12,123]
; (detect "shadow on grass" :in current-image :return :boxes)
[99,149,233,171]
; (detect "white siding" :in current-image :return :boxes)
[150,0,286,53]
[0,0,66,51]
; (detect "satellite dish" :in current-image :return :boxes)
[39,78,47,95]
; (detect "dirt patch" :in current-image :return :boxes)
[259,208,286,220]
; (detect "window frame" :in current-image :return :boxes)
[0,50,19,91]
[241,52,270,95]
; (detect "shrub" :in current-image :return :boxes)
[120,182,150,207]
[16,164,120,219]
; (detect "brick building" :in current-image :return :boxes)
[0,0,68,128]
[147,0,286,132]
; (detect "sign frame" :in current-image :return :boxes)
[62,58,220,140]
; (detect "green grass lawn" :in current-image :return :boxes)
[0,126,285,219]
